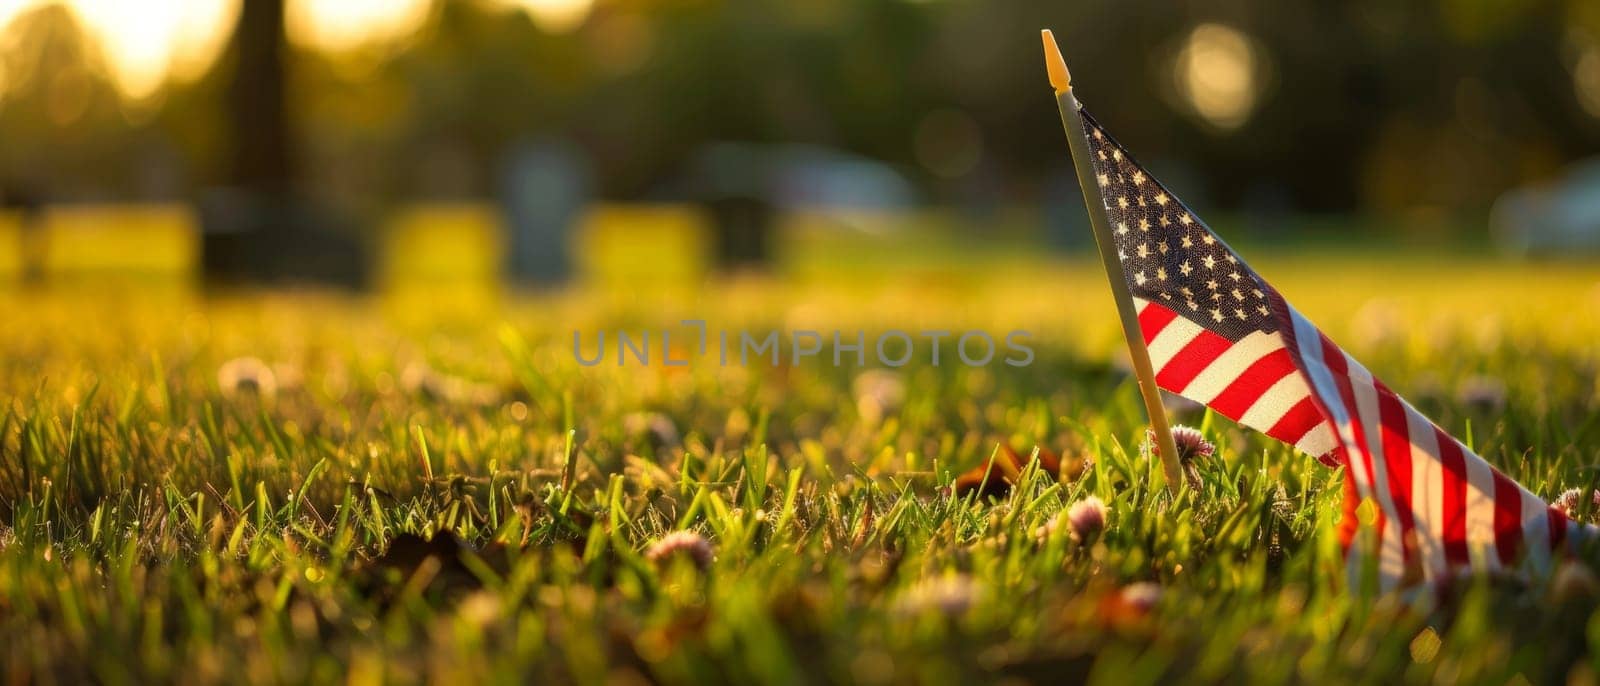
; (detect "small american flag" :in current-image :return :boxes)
[1079,108,1592,589]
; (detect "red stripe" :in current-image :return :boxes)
[1491,468,1522,565]
[1375,382,1416,569]
[1549,507,1569,551]
[1318,335,1388,559]
[1155,330,1233,392]
[1435,426,1470,567]
[1264,395,1324,445]
[1138,303,1179,345]
[1208,348,1296,419]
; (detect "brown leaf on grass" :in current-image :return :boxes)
[1095,582,1162,633]
[951,445,1061,499]
[358,532,512,608]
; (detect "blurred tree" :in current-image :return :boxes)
[200,0,366,286]
[0,5,140,199]
[227,0,291,195]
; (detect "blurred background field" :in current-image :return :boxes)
[3,0,1600,289]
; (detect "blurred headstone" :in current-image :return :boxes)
[1041,168,1091,251]
[691,144,776,269]
[1492,159,1600,256]
[0,181,46,284]
[199,190,367,287]
[500,140,590,284]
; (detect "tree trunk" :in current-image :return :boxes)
[226,0,290,193]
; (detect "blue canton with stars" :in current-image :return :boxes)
[1080,110,1278,340]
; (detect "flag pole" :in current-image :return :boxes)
[1042,30,1187,494]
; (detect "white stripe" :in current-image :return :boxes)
[1520,486,1552,574]
[1349,361,1405,588]
[1404,405,1447,580]
[1288,309,1353,431]
[1462,449,1501,573]
[1293,422,1337,458]
[1145,315,1204,371]
[1180,331,1283,401]
[1289,309,1369,500]
[1235,373,1311,433]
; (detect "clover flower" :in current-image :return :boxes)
[1067,496,1108,542]
[646,530,714,570]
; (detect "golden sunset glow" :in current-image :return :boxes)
[491,0,595,33]
[0,0,238,99]
[285,0,430,53]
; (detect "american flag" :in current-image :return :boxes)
[1078,108,1592,589]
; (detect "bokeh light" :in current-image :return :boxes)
[1174,23,1263,131]
[286,0,430,52]
[1574,45,1600,119]
[0,0,238,99]
[490,0,595,33]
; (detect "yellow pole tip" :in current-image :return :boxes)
[1041,30,1071,93]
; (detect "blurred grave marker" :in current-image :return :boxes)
[382,204,504,287]
[1042,168,1092,251]
[691,144,777,269]
[0,182,46,283]
[500,140,591,284]
[575,205,709,286]
[42,205,197,277]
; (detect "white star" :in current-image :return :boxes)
[1137,243,1150,258]
[1179,214,1193,226]
[1157,267,1168,281]
[1210,308,1224,323]
[1181,235,1193,248]
[1202,255,1216,270]
[1155,192,1169,206]
[1179,261,1193,276]
[1131,171,1145,186]
[1134,271,1147,285]
[1231,288,1244,301]
[1116,221,1128,235]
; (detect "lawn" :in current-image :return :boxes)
[1,238,1599,684]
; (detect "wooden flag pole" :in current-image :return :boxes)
[1042,30,1187,494]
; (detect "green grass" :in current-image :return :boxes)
[1,250,1599,684]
